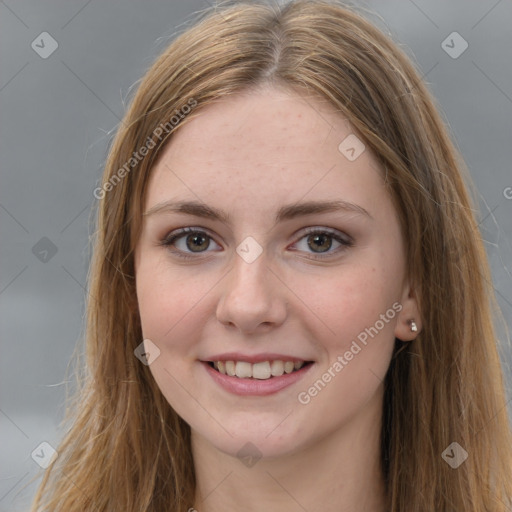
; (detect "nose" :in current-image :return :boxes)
[216,250,288,334]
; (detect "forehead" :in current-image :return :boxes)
[162,86,352,166]
[145,86,384,214]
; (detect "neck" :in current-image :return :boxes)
[191,389,387,512]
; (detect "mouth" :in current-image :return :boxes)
[201,358,315,396]
[206,359,314,379]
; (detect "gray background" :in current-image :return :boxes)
[1,1,511,510]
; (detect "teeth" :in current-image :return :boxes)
[252,361,271,379]
[225,360,236,376]
[284,361,295,374]
[235,361,252,378]
[270,360,284,377]
[213,360,307,379]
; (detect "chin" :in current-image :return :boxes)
[192,415,313,462]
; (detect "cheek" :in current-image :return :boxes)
[290,264,400,414]
[292,268,397,420]
[135,259,213,354]
[135,261,217,423]
[293,262,400,345]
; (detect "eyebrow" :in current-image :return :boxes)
[143,199,372,225]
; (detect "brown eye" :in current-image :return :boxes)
[291,227,353,259]
[185,232,210,252]
[307,233,333,253]
[161,228,222,259]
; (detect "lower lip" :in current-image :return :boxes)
[202,361,314,396]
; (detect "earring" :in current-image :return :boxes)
[409,320,418,333]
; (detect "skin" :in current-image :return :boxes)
[134,84,421,512]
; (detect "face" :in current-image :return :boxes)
[134,85,419,459]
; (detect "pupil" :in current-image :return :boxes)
[308,233,331,253]
[187,233,209,252]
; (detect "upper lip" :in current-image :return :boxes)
[202,352,314,364]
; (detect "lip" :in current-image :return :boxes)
[201,360,314,396]
[203,352,311,364]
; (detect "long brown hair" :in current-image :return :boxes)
[30,1,512,510]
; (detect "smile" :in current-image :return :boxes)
[202,358,315,396]
[209,360,309,379]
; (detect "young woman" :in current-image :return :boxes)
[30,1,512,510]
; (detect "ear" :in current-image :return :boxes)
[394,280,422,342]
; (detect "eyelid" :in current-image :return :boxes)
[297,226,353,244]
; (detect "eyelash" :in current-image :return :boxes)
[159,226,353,261]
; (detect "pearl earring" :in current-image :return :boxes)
[410,321,418,333]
